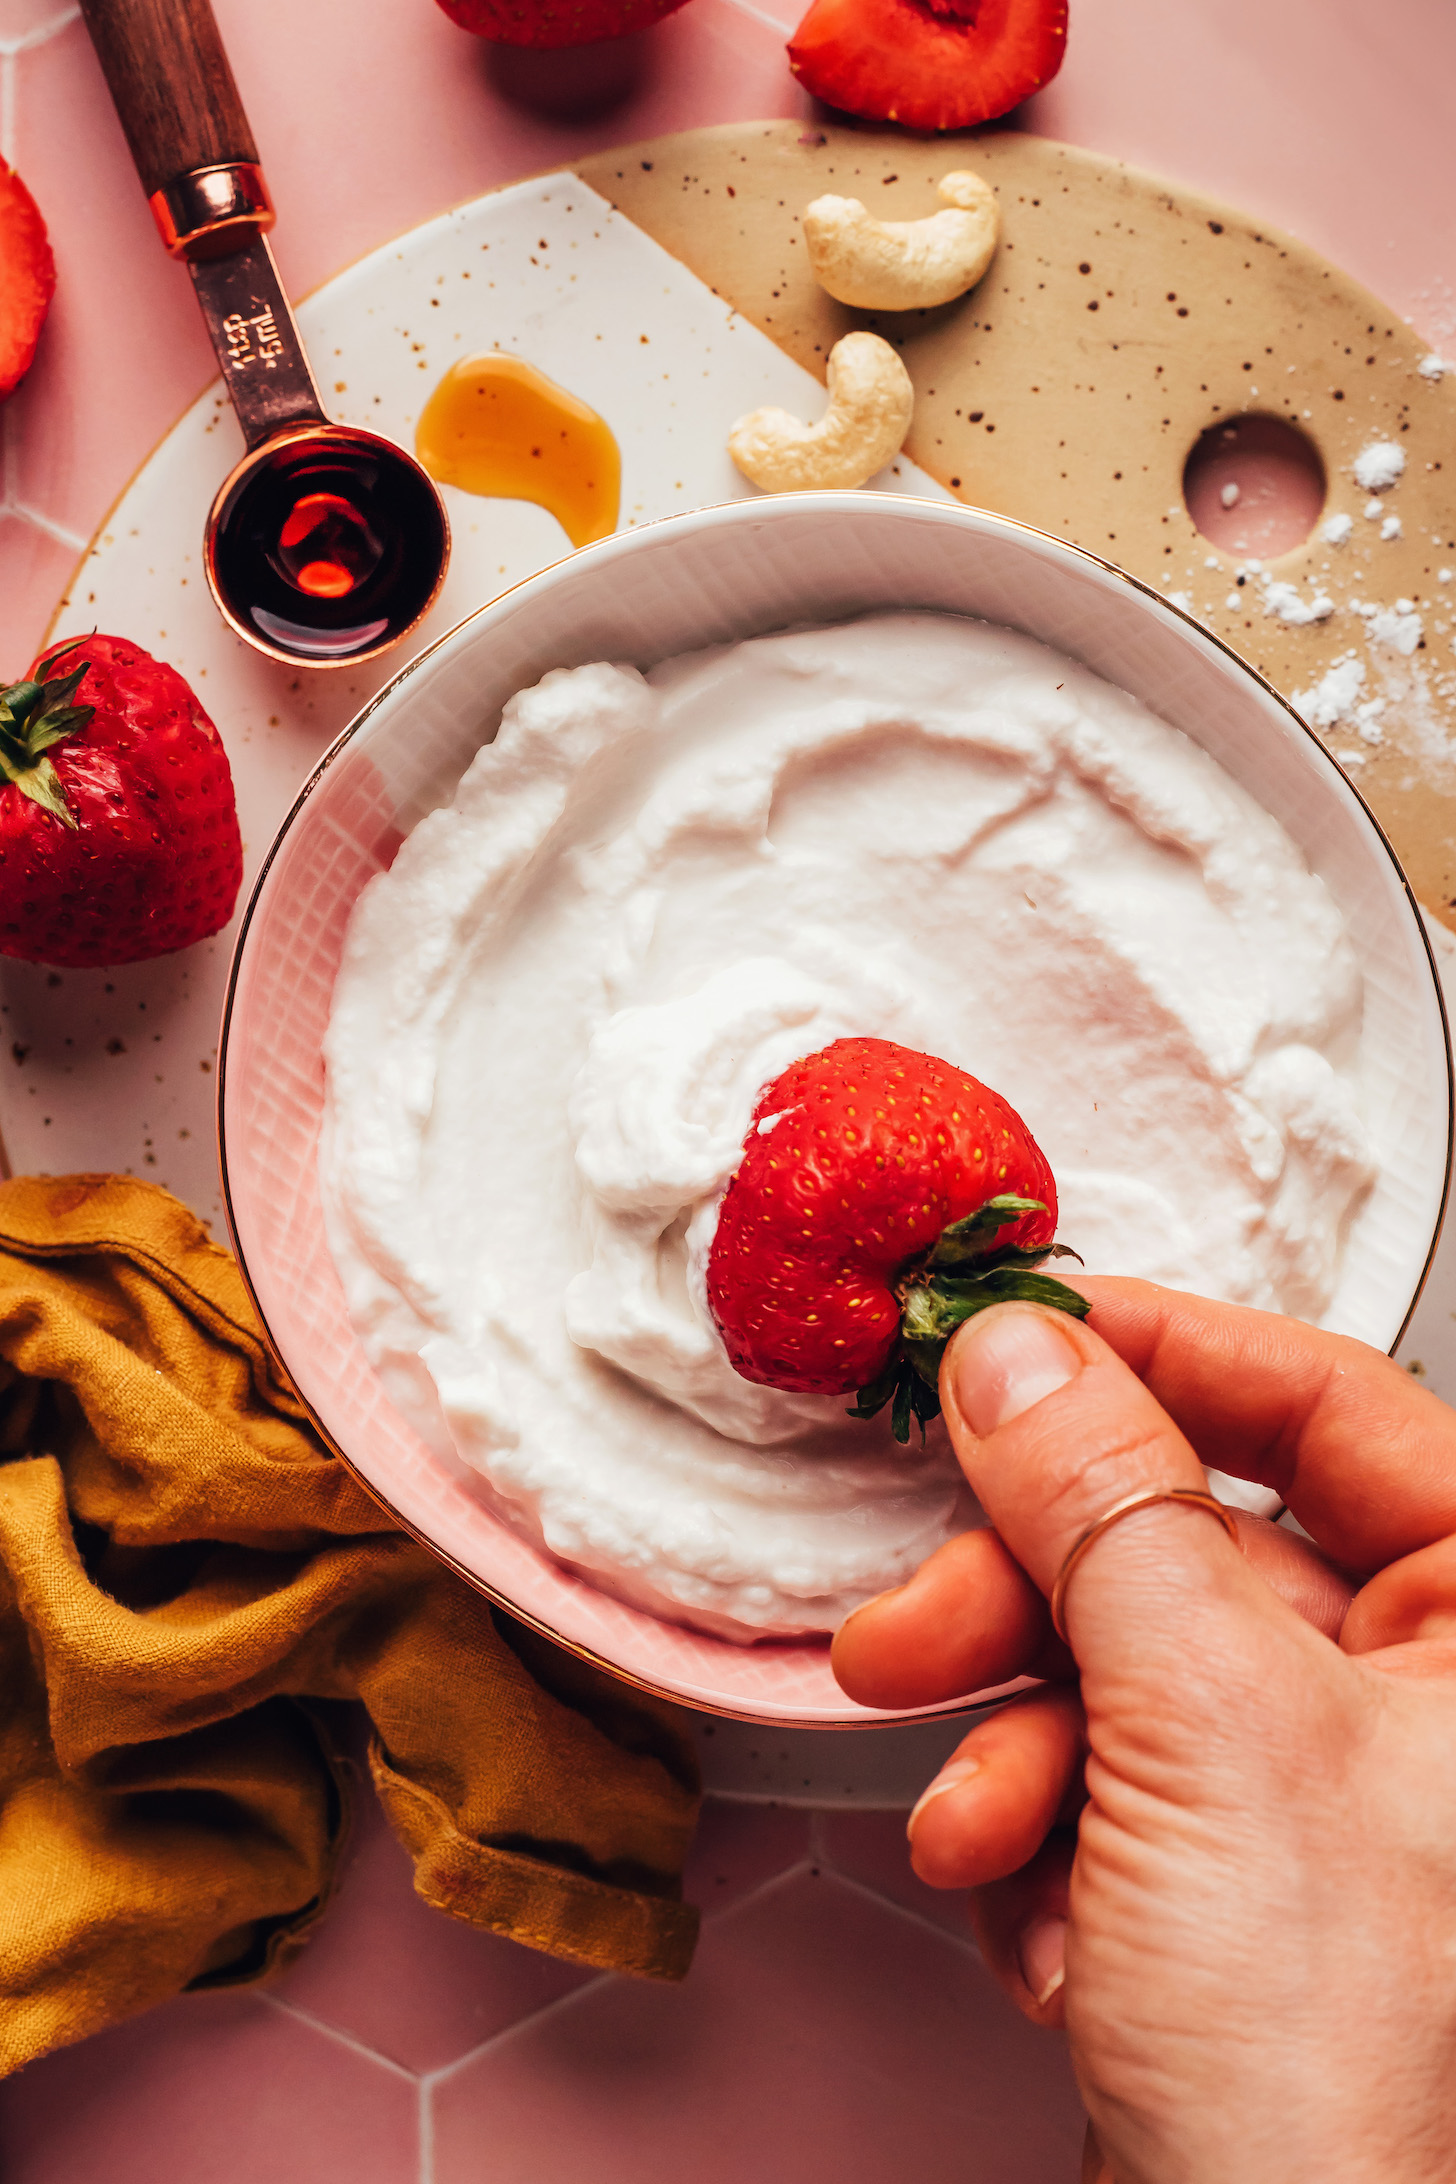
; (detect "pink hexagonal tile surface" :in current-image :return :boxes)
[0,1785,1086,2182]
[431,1867,1085,2184]
[0,1989,420,2184]
[0,519,76,674]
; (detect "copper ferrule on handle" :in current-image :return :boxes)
[149,159,274,259]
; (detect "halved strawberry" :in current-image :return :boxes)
[788,0,1068,132]
[0,635,243,968]
[0,162,55,402]
[706,1037,1086,1441]
[435,0,689,46]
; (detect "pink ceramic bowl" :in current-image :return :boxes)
[218,492,1451,1725]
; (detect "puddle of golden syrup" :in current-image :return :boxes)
[415,354,620,548]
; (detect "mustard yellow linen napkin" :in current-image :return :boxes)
[0,1174,699,2078]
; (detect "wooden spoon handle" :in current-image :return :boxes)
[78,0,260,198]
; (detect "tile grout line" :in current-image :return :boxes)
[813,1855,984,1959]
[11,498,87,550]
[693,1851,818,1929]
[258,1989,421,2083]
[422,1965,621,2091]
[411,1855,853,2096]
[406,1855,986,2136]
[255,1856,911,2111]
[697,1841,986,1959]
[256,1853,978,2116]
[418,2075,435,2184]
[721,0,798,37]
[3,8,81,57]
[702,1834,983,1959]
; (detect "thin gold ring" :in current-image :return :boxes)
[1049,1486,1240,1642]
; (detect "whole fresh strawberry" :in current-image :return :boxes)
[0,161,55,401]
[788,0,1068,132]
[0,635,243,968]
[435,0,689,46]
[706,1037,1087,1442]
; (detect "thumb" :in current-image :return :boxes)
[940,1300,1302,1701]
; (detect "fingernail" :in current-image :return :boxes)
[949,1308,1083,1437]
[1017,1914,1068,2008]
[835,1585,899,1637]
[905,1755,982,1840]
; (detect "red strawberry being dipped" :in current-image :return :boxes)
[788,0,1068,133]
[706,1036,1087,1442]
[0,635,243,968]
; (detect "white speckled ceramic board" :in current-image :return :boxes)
[10,169,947,1227]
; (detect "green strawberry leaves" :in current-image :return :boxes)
[924,1192,1046,1265]
[901,1265,1092,1379]
[0,642,94,830]
[847,1351,944,1442]
[851,1194,1089,1443]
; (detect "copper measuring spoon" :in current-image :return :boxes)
[78,0,450,669]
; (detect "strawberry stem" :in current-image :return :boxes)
[850,1195,1090,1444]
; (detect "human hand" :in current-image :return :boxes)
[833,1279,1456,2184]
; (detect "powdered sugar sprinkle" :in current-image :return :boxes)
[1261,575,1335,626]
[1353,441,1407,493]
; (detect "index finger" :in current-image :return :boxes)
[1076,1276,1456,1570]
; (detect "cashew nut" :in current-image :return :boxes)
[802,171,1000,312]
[728,332,914,493]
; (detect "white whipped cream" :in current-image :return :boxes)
[320,613,1375,1640]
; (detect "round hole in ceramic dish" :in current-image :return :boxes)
[1182,413,1327,558]
[218,492,1452,1726]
